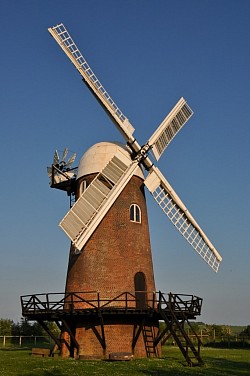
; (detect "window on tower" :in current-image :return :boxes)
[130,204,141,223]
[79,180,88,196]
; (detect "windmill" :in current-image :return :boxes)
[21,23,222,365]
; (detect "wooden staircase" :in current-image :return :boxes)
[157,292,203,366]
[142,325,158,358]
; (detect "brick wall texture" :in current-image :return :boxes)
[61,173,160,358]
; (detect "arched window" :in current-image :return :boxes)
[130,204,141,223]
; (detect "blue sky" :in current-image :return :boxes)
[1,0,250,325]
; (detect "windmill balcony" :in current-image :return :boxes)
[21,291,202,321]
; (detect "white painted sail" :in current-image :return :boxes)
[60,151,139,252]
[148,98,193,161]
[48,23,135,141]
[145,167,222,272]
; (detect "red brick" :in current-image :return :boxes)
[61,174,160,358]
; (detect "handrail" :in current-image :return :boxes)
[21,291,202,316]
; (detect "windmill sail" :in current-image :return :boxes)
[144,167,222,272]
[60,150,140,251]
[65,152,76,167]
[148,98,193,161]
[53,150,59,165]
[48,23,222,272]
[62,147,68,162]
[48,23,135,142]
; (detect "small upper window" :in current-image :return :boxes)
[130,204,141,223]
[79,180,88,196]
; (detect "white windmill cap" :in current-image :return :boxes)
[77,141,144,180]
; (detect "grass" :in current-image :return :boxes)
[0,346,249,376]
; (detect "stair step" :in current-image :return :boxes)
[142,325,157,358]
[158,307,203,366]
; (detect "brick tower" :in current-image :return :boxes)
[61,142,160,358]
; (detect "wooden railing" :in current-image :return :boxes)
[21,291,202,316]
[158,291,202,315]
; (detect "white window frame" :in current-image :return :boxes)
[130,204,141,223]
[79,180,88,196]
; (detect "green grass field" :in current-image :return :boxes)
[0,347,249,376]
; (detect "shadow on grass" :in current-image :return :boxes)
[1,348,249,376]
[0,346,31,351]
[140,370,189,376]
[39,372,64,376]
[206,357,250,375]
[139,356,250,376]
[23,368,68,376]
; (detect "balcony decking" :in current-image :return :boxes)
[21,291,202,321]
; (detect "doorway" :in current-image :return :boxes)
[134,272,147,309]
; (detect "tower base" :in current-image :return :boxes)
[21,291,203,365]
[61,316,160,359]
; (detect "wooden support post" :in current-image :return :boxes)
[37,320,62,350]
[61,319,79,355]
[132,320,144,351]
[91,325,106,350]
[154,325,170,347]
